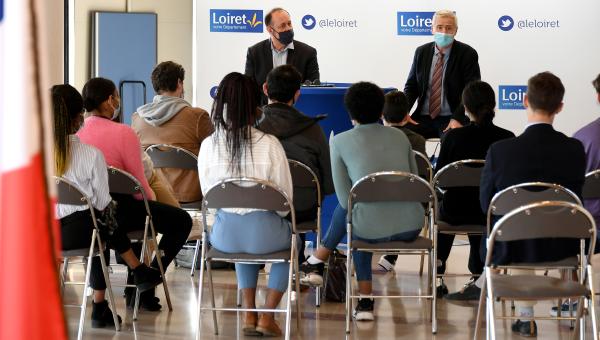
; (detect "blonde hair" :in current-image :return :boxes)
[434,10,458,28]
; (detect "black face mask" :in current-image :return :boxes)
[273,28,294,46]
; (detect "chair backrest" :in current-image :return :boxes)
[486,201,596,265]
[349,171,436,207]
[413,150,433,183]
[583,169,600,200]
[487,182,581,233]
[203,177,294,226]
[54,176,89,206]
[433,159,485,188]
[145,144,198,170]
[288,159,321,204]
[106,166,148,201]
[53,176,100,229]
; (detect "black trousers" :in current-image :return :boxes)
[407,115,452,139]
[437,233,483,275]
[61,209,131,290]
[111,194,192,270]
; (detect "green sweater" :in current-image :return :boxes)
[330,123,425,239]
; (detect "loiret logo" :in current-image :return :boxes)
[498,15,514,31]
[0,0,3,22]
[302,14,316,30]
[498,85,527,110]
[397,12,435,36]
[209,9,263,33]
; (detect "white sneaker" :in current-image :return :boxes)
[377,256,394,272]
[299,272,323,287]
[549,301,578,317]
[353,298,375,321]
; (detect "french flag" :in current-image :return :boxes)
[0,0,67,339]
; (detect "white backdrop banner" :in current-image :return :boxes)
[194,0,599,135]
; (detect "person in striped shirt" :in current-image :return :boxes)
[53,84,162,328]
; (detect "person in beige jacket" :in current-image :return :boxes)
[132,61,214,203]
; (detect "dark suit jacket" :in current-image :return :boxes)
[245,39,319,96]
[404,40,480,123]
[435,122,515,225]
[479,124,586,264]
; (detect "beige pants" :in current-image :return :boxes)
[148,170,180,208]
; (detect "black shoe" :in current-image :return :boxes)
[133,264,163,293]
[299,262,325,287]
[436,281,449,297]
[126,287,162,311]
[91,300,122,328]
[353,298,375,321]
[512,319,537,337]
[446,280,481,301]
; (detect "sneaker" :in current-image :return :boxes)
[377,255,395,272]
[299,262,324,287]
[436,279,449,297]
[550,301,578,317]
[511,319,537,337]
[445,279,481,301]
[133,264,163,293]
[353,298,375,321]
[91,300,122,328]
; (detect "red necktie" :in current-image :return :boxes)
[429,52,444,119]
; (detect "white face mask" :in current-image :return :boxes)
[111,97,120,120]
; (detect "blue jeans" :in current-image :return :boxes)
[210,210,292,292]
[322,204,422,281]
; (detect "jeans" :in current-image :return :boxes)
[322,204,422,281]
[210,210,293,292]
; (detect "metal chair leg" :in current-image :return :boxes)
[97,245,120,331]
[206,261,218,335]
[190,240,200,277]
[473,278,487,340]
[588,265,599,340]
[60,257,69,296]
[345,247,352,334]
[432,246,437,333]
[294,245,301,332]
[77,243,95,340]
[284,235,296,340]
[315,231,321,307]
[149,218,173,311]
[196,232,208,340]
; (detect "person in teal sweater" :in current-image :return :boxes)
[300,82,425,321]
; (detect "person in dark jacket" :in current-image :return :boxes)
[435,81,514,301]
[257,64,334,264]
[478,72,585,336]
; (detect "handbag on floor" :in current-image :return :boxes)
[324,250,346,302]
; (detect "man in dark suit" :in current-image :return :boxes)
[404,10,480,138]
[479,72,586,337]
[245,8,319,103]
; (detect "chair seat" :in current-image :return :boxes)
[498,256,579,270]
[296,220,318,232]
[127,230,146,241]
[206,248,291,262]
[491,274,590,300]
[181,201,202,210]
[352,236,432,251]
[62,247,101,258]
[437,221,485,234]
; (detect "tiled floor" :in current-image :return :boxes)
[62,240,597,339]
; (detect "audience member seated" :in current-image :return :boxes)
[573,73,600,251]
[434,81,514,301]
[300,82,425,321]
[142,149,180,208]
[197,72,294,337]
[377,90,426,272]
[53,84,161,328]
[132,61,214,203]
[257,64,334,265]
[77,77,192,311]
[478,72,586,337]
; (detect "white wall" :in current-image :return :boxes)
[194,0,600,136]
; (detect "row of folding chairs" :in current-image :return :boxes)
[55,166,173,340]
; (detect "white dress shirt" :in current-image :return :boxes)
[198,127,292,216]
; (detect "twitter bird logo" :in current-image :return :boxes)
[498,15,514,31]
[302,14,316,30]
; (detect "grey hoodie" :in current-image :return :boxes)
[137,95,190,127]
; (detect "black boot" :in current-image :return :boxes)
[91,300,122,328]
[126,287,162,311]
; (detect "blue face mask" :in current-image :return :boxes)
[434,32,454,48]
[274,28,294,46]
